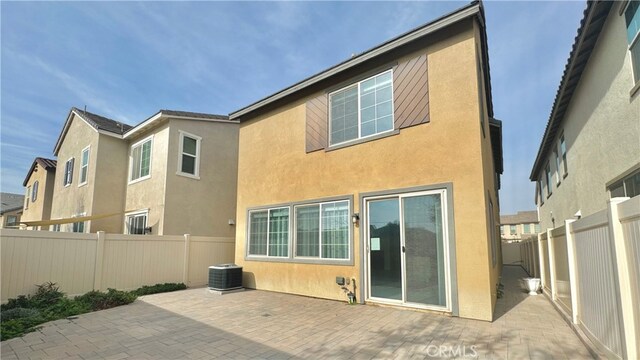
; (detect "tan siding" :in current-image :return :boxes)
[394,53,430,129]
[305,94,328,153]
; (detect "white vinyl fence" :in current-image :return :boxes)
[519,197,640,360]
[0,230,235,302]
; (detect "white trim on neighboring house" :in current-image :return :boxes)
[177,130,202,180]
[124,209,149,235]
[123,112,237,140]
[71,212,87,233]
[78,145,90,187]
[128,134,154,185]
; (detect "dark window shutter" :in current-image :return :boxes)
[393,53,430,130]
[305,93,328,153]
[69,158,74,183]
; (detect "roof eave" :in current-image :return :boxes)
[229,1,483,120]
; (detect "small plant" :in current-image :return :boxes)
[75,289,137,311]
[1,308,41,322]
[30,282,64,309]
[131,283,186,296]
[497,283,505,299]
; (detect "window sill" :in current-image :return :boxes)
[563,172,568,179]
[245,255,353,266]
[78,182,88,188]
[326,129,400,152]
[630,81,640,98]
[176,172,200,180]
[547,193,552,199]
[128,175,151,185]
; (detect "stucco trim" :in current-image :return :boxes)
[357,182,458,316]
[326,130,400,152]
[244,194,355,266]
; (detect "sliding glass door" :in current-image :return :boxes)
[366,190,449,309]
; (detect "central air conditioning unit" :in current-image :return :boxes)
[208,264,243,291]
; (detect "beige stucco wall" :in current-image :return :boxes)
[0,209,22,229]
[21,167,55,226]
[235,21,497,321]
[162,119,239,237]
[91,134,129,233]
[536,8,640,230]
[50,114,99,232]
[124,123,170,235]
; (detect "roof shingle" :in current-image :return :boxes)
[1,193,24,214]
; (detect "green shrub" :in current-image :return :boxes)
[131,283,186,296]
[1,295,31,311]
[30,282,64,309]
[74,289,136,311]
[1,319,40,341]
[1,308,41,322]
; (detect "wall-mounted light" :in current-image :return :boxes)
[352,213,360,224]
[144,226,152,235]
[228,219,236,226]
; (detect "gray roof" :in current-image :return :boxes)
[500,211,539,225]
[530,0,613,180]
[1,193,24,214]
[23,157,57,186]
[158,110,229,121]
[71,107,133,135]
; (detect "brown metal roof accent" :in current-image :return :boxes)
[500,211,539,225]
[530,0,613,180]
[394,53,430,129]
[23,157,57,186]
[305,94,328,153]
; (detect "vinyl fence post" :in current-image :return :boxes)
[183,234,191,287]
[537,233,546,289]
[94,231,106,291]
[608,197,637,360]
[564,219,578,325]
[547,228,557,301]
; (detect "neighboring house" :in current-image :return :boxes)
[21,158,57,230]
[530,0,640,231]
[50,107,132,233]
[120,110,238,237]
[45,107,239,236]
[230,2,503,321]
[500,211,539,242]
[0,193,24,229]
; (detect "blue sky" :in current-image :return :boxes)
[0,1,585,215]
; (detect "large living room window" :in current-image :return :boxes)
[625,0,640,83]
[329,70,393,145]
[129,136,152,183]
[295,200,349,259]
[248,207,290,257]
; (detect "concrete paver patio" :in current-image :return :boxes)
[1,266,592,359]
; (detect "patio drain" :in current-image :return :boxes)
[262,313,271,317]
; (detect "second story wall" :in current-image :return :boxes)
[91,134,129,233]
[163,119,239,237]
[536,6,640,230]
[21,167,55,224]
[50,114,99,230]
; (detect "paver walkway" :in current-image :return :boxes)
[1,266,592,359]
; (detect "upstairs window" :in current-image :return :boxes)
[625,0,640,83]
[6,215,18,227]
[64,158,74,186]
[523,224,531,234]
[25,186,30,209]
[560,134,568,176]
[538,180,544,205]
[554,150,561,185]
[79,146,90,185]
[130,136,152,183]
[178,131,201,178]
[32,181,39,202]
[510,225,516,235]
[329,70,393,146]
[535,224,541,233]
[545,163,552,196]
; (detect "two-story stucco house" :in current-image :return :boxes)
[46,107,239,237]
[0,193,24,229]
[530,0,640,231]
[21,158,57,230]
[230,2,503,321]
[500,210,540,243]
